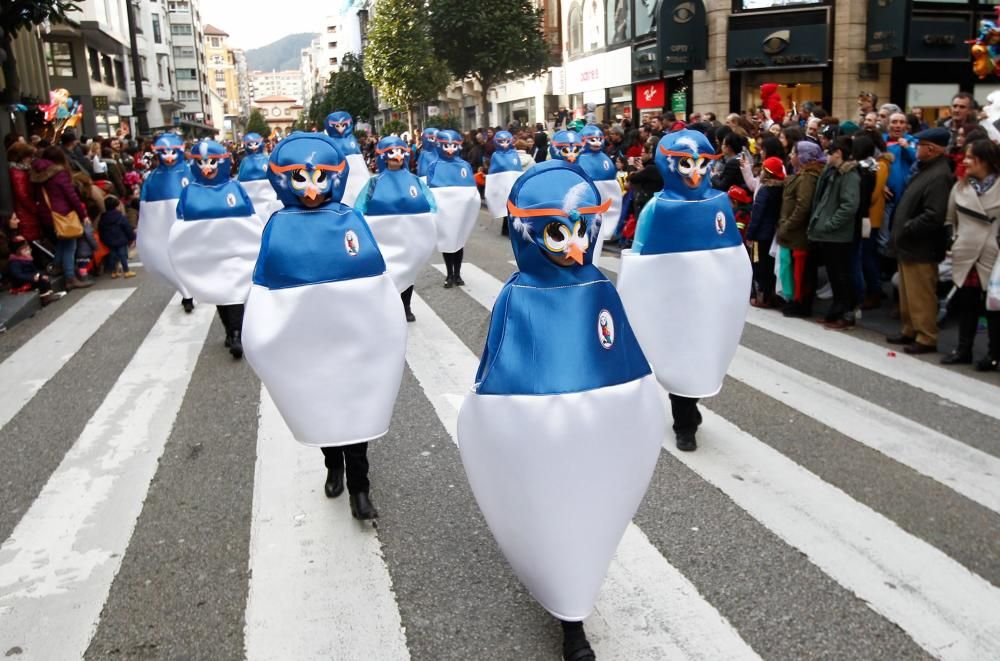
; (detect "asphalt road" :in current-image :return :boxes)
[1,207,998,661]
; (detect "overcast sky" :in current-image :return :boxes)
[200,0,333,50]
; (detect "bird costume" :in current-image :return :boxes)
[416,126,439,180]
[577,124,623,258]
[484,130,522,219]
[548,129,583,164]
[353,136,437,293]
[137,133,193,305]
[168,139,263,307]
[427,129,480,286]
[324,111,371,206]
[458,161,666,624]
[616,130,752,397]
[242,132,406,450]
[238,132,283,222]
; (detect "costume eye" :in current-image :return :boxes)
[574,220,586,238]
[291,168,309,190]
[312,170,328,186]
[697,159,711,175]
[677,157,695,174]
[543,222,571,252]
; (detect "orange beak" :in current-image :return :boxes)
[566,243,585,265]
[687,170,701,188]
[565,152,578,163]
[304,185,318,200]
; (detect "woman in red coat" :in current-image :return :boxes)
[7,142,43,244]
[30,146,93,289]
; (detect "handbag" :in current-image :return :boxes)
[42,188,84,239]
[987,257,1000,312]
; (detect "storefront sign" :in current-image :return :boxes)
[671,91,687,117]
[656,0,707,71]
[727,11,829,71]
[866,0,909,60]
[906,14,971,62]
[636,81,666,110]
[93,96,109,111]
[565,47,633,95]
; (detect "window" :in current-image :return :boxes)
[211,37,221,47]
[567,2,583,56]
[176,68,197,79]
[215,70,225,82]
[211,54,224,65]
[152,14,162,43]
[327,25,337,33]
[88,47,101,81]
[606,0,630,44]
[114,59,126,89]
[329,57,338,65]
[328,41,337,48]
[634,0,655,37]
[44,41,75,77]
[173,45,195,59]
[171,23,193,35]
[157,55,167,85]
[101,53,114,85]
[179,90,199,101]
[138,55,149,81]
[169,0,190,10]
[737,0,822,8]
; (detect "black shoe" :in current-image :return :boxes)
[903,342,936,355]
[443,276,454,289]
[405,309,416,323]
[561,621,595,661]
[324,468,344,498]
[350,491,379,520]
[453,275,465,286]
[676,431,697,452]
[940,350,973,365]
[229,331,243,359]
[975,355,999,372]
[224,334,232,348]
[886,334,916,345]
[181,298,194,313]
[782,302,810,318]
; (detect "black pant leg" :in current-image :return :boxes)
[669,394,701,435]
[228,304,245,334]
[343,442,370,495]
[454,248,464,277]
[216,306,231,334]
[401,285,414,311]
[985,309,1000,358]
[442,252,454,277]
[823,242,855,320]
[321,446,344,471]
[954,286,981,353]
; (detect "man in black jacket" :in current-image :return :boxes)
[531,124,548,162]
[887,128,954,354]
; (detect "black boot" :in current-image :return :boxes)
[229,330,243,359]
[561,621,595,661]
[350,491,379,521]
[181,298,194,313]
[405,308,416,323]
[324,467,344,498]
[940,349,973,365]
[443,276,454,289]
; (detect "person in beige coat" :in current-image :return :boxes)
[942,139,1000,371]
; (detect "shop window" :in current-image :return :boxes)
[607,0,631,44]
[735,0,824,10]
[907,83,959,125]
[634,0,656,37]
[88,47,101,82]
[45,42,75,78]
[568,2,583,56]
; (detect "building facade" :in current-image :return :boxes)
[250,95,304,137]
[250,70,304,104]
[167,0,214,134]
[204,25,243,120]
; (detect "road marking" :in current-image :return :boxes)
[0,295,214,659]
[0,288,135,432]
[596,254,1000,422]
[243,388,410,661]
[730,346,1000,515]
[408,292,761,660]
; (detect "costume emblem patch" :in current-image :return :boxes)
[226,193,237,207]
[461,167,468,178]
[181,177,189,187]
[598,309,614,350]
[603,160,610,170]
[715,211,726,235]
[409,185,418,198]
[344,230,359,256]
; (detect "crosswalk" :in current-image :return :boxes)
[0,241,998,660]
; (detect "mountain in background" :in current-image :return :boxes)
[245,33,318,73]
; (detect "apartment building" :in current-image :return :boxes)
[166,0,214,134]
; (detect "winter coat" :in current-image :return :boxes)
[807,161,860,244]
[97,208,135,249]
[8,164,43,242]
[776,162,823,250]
[891,155,954,264]
[30,159,88,223]
[884,134,916,199]
[746,179,784,244]
[8,254,38,286]
[868,151,893,229]
[946,177,1000,288]
[711,156,746,194]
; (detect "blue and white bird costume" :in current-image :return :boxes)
[242,132,406,447]
[237,132,283,222]
[168,139,263,305]
[457,161,666,621]
[548,129,583,165]
[324,111,371,206]
[353,136,437,292]
[484,130,522,218]
[617,130,752,397]
[138,133,192,298]
[426,129,480,253]
[577,125,623,258]
[416,127,439,180]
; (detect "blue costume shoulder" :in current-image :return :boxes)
[427,158,475,188]
[577,151,616,181]
[238,153,270,182]
[488,150,522,174]
[177,179,255,221]
[358,170,435,216]
[252,204,385,289]
[417,149,439,177]
[141,164,192,202]
[475,270,651,395]
[331,136,360,156]
[633,191,742,254]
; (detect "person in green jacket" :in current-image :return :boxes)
[804,136,861,329]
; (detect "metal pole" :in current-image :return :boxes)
[125,0,149,136]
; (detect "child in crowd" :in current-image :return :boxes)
[98,196,136,278]
[8,236,65,305]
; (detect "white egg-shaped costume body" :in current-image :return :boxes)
[137,134,192,296]
[324,111,371,206]
[577,125,624,257]
[427,129,480,253]
[484,131,523,219]
[238,134,283,222]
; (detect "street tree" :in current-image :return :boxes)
[428,0,550,127]
[329,53,374,122]
[364,0,450,131]
[245,108,270,137]
[1,1,82,105]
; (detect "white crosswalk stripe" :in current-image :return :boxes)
[0,254,998,660]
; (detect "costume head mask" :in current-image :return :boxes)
[153,133,184,168]
[421,127,439,151]
[494,130,514,151]
[436,129,463,160]
[375,135,412,172]
[243,132,264,154]
[549,130,583,163]
[578,125,605,153]
[188,139,232,183]
[325,111,354,139]
[267,132,348,207]
[654,130,720,198]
